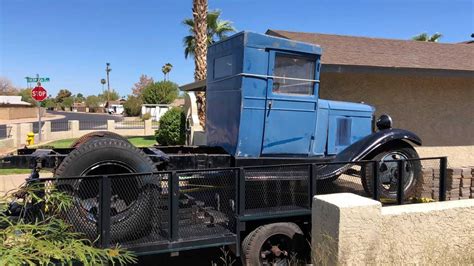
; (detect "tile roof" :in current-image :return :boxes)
[266,30,474,72]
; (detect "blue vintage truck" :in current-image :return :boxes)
[2,32,427,265]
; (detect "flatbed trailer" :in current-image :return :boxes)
[5,154,447,259]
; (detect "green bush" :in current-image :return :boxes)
[155,107,185,145]
[123,95,143,116]
[142,81,178,104]
[0,183,136,265]
[141,112,152,121]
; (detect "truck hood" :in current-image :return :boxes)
[326,100,375,113]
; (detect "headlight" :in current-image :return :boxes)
[376,114,392,130]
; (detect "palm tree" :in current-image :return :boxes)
[161,63,173,81]
[183,10,236,60]
[190,0,208,127]
[412,32,443,42]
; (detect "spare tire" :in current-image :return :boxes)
[56,138,158,243]
[70,131,129,148]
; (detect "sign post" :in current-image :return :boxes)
[32,82,48,142]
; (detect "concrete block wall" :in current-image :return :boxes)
[0,120,155,151]
[312,193,474,265]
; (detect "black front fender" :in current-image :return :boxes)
[335,128,421,163]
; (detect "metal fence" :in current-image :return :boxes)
[115,121,145,129]
[51,121,70,132]
[79,121,107,130]
[0,125,12,139]
[32,121,45,134]
[27,157,447,255]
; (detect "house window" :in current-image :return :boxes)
[273,54,315,95]
[214,55,233,79]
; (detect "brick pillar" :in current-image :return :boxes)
[19,123,33,147]
[9,124,19,147]
[144,119,152,136]
[70,120,80,138]
[107,120,115,132]
[42,121,51,141]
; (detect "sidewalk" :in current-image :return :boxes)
[0,113,65,125]
[0,173,54,195]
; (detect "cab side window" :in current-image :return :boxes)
[272,54,315,95]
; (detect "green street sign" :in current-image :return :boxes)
[26,77,50,83]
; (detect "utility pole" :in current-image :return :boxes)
[105,63,112,106]
[36,74,42,142]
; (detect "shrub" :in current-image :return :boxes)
[85,95,101,108]
[142,81,178,104]
[0,183,136,265]
[141,112,152,121]
[123,95,143,116]
[155,107,185,145]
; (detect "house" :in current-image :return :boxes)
[0,96,36,120]
[105,99,126,114]
[266,30,474,165]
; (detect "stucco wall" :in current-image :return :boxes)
[0,106,37,120]
[312,193,474,265]
[319,72,474,147]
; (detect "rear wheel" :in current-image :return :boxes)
[362,144,421,200]
[56,138,158,242]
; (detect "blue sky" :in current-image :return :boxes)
[1,0,472,98]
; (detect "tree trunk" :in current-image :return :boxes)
[193,0,207,128]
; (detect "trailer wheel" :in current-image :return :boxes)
[70,131,129,148]
[362,143,421,200]
[241,223,303,266]
[56,138,158,243]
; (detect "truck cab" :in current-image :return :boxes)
[206,32,374,158]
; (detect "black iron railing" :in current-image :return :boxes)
[0,125,12,139]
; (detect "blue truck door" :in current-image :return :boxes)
[261,51,319,155]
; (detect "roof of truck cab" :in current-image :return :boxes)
[267,29,474,74]
[208,31,322,55]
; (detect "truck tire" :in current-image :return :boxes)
[241,222,303,266]
[362,143,421,200]
[56,138,157,243]
[70,131,129,148]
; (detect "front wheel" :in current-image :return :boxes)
[362,144,421,200]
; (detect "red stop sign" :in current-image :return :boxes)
[32,86,47,102]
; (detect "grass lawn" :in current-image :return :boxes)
[0,168,33,175]
[34,136,157,149]
[1,136,157,175]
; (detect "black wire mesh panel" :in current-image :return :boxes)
[107,173,167,245]
[315,163,368,198]
[244,165,310,215]
[53,173,167,246]
[53,176,102,243]
[176,170,237,240]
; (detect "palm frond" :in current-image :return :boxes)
[412,32,428,41]
[429,33,442,42]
